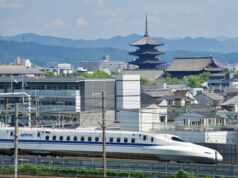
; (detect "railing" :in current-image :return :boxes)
[0,155,238,177]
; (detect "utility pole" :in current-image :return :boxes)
[14,102,19,178]
[101,92,106,178]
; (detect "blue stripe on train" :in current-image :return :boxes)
[0,139,158,147]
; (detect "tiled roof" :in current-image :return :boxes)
[130,35,163,46]
[122,69,165,81]
[200,91,224,102]
[222,95,238,106]
[166,57,221,72]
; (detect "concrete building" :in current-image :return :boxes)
[53,63,73,75]
[0,77,115,115]
[99,55,128,73]
[115,75,141,131]
[0,65,44,77]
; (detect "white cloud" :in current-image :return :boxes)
[76,17,89,28]
[52,19,66,29]
[0,0,23,8]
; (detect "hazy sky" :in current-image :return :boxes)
[0,0,237,39]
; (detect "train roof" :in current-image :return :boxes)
[0,126,184,140]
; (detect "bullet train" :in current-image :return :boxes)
[0,127,223,163]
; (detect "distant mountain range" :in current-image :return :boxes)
[0,33,238,66]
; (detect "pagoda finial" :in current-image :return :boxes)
[145,15,148,36]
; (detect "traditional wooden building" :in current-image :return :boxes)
[166,56,224,78]
[129,16,165,69]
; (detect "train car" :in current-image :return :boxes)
[0,127,223,163]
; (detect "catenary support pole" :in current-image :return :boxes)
[102,92,107,178]
[14,102,19,178]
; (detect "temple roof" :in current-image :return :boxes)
[130,35,163,46]
[129,50,165,55]
[166,57,223,72]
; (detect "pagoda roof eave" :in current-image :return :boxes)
[130,35,164,46]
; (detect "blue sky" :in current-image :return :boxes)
[0,0,237,39]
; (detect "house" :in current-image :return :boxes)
[173,111,226,127]
[208,73,238,93]
[221,95,238,112]
[195,91,224,107]
[173,90,198,105]
[166,56,224,78]
[140,93,168,132]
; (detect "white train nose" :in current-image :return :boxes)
[216,152,223,162]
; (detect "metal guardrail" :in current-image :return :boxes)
[0,155,238,177]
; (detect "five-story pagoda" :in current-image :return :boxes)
[129,16,165,69]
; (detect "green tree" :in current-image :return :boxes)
[185,72,211,88]
[164,76,184,84]
[140,77,155,85]
[78,70,112,79]
[45,71,55,77]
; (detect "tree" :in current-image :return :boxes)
[185,72,211,88]
[140,77,155,85]
[78,70,112,79]
[45,71,55,77]
[164,76,184,84]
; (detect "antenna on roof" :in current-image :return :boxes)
[145,15,148,36]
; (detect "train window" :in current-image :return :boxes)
[109,137,113,142]
[52,136,56,141]
[151,137,154,142]
[45,135,49,140]
[124,138,128,143]
[81,136,85,141]
[74,136,77,141]
[88,137,92,142]
[143,135,147,141]
[131,138,135,143]
[10,132,13,137]
[37,132,40,137]
[117,138,121,143]
[66,136,70,141]
[171,137,186,142]
[59,136,63,141]
[95,137,99,142]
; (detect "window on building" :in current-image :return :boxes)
[95,137,99,142]
[109,137,113,142]
[74,136,77,141]
[45,135,49,140]
[124,138,128,143]
[59,136,63,141]
[88,137,92,142]
[131,138,135,143]
[66,136,70,141]
[81,136,85,141]
[52,136,56,141]
[160,116,166,123]
[117,138,121,143]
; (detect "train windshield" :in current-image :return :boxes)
[171,136,187,142]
